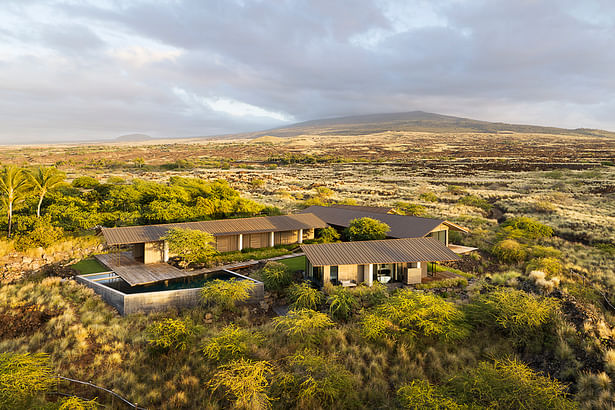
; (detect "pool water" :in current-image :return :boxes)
[100,271,237,294]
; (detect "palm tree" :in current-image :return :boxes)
[0,166,29,238]
[28,166,65,218]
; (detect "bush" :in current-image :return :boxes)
[258,261,293,292]
[397,380,462,409]
[458,194,492,211]
[360,312,398,342]
[327,287,359,321]
[346,217,390,241]
[419,192,439,202]
[202,324,262,363]
[452,359,575,409]
[466,288,560,343]
[530,245,562,259]
[57,396,99,410]
[414,277,468,290]
[350,282,389,307]
[14,217,64,250]
[146,318,197,352]
[281,351,358,409]
[394,201,428,216]
[492,239,527,263]
[162,228,218,265]
[209,359,274,409]
[369,290,468,342]
[317,226,341,243]
[501,216,554,240]
[201,278,255,312]
[287,282,324,310]
[0,352,55,408]
[71,176,99,189]
[525,257,563,276]
[273,309,334,345]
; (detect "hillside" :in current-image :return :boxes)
[243,111,615,139]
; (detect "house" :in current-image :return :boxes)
[101,213,328,264]
[301,237,460,286]
[300,205,471,250]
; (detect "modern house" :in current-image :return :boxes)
[101,213,328,264]
[300,205,471,250]
[301,237,460,286]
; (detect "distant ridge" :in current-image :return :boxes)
[239,111,615,139]
[115,133,153,142]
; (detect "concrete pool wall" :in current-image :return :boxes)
[76,270,265,315]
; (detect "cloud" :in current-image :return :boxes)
[0,0,614,142]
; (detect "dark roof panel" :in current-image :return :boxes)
[301,237,460,266]
[300,205,445,238]
[102,213,328,245]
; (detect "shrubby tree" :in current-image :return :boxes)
[327,287,359,321]
[492,239,527,264]
[0,352,55,408]
[287,282,324,310]
[162,228,217,266]
[346,217,390,241]
[201,278,255,312]
[258,261,293,293]
[273,309,334,345]
[500,216,554,241]
[146,317,197,352]
[317,226,341,243]
[397,380,462,409]
[209,359,274,410]
[202,324,263,363]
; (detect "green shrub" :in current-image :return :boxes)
[282,351,358,409]
[209,359,274,409]
[202,324,262,363]
[360,312,398,342]
[146,318,197,351]
[14,217,64,250]
[414,277,468,290]
[317,226,341,243]
[0,353,54,408]
[346,217,390,241]
[273,309,334,345]
[71,176,99,189]
[466,288,560,343]
[458,194,492,211]
[201,278,255,311]
[492,239,527,263]
[452,358,575,409]
[258,261,293,292]
[327,287,359,321]
[57,396,99,409]
[530,245,562,258]
[501,216,554,240]
[525,257,563,276]
[350,282,389,307]
[369,290,468,342]
[394,201,428,216]
[489,270,521,286]
[419,192,439,202]
[287,282,324,310]
[397,379,462,409]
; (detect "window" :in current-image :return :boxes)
[312,266,324,284]
[408,262,418,269]
[428,230,447,245]
[330,265,338,283]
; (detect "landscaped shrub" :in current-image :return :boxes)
[488,270,521,286]
[466,288,560,343]
[57,396,99,410]
[492,239,527,263]
[351,282,389,307]
[287,282,324,310]
[201,278,255,312]
[525,257,563,276]
[368,290,468,342]
[530,245,562,258]
[258,261,293,293]
[0,352,55,408]
[360,312,398,342]
[458,194,492,211]
[146,318,197,352]
[202,324,263,363]
[273,309,334,345]
[414,277,468,290]
[209,359,274,409]
[451,359,576,409]
[397,379,462,409]
[277,351,358,409]
[394,201,428,216]
[346,217,390,241]
[327,287,359,321]
[317,226,341,243]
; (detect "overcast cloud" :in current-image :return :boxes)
[0,0,614,142]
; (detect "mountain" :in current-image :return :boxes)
[241,111,615,139]
[115,133,154,142]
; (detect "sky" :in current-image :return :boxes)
[0,0,614,143]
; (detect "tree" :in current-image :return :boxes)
[0,165,29,238]
[346,217,390,241]
[317,226,340,243]
[28,166,65,217]
[162,228,218,266]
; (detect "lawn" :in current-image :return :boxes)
[70,258,109,274]
[278,255,306,272]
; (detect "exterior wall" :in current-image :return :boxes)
[243,232,269,249]
[215,234,240,252]
[144,241,165,264]
[76,271,264,316]
[132,243,144,260]
[322,264,359,284]
[274,230,299,245]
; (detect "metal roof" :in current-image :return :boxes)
[301,237,460,266]
[102,213,328,245]
[300,205,449,238]
[328,204,396,214]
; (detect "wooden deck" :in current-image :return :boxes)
[421,270,462,284]
[95,253,187,286]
